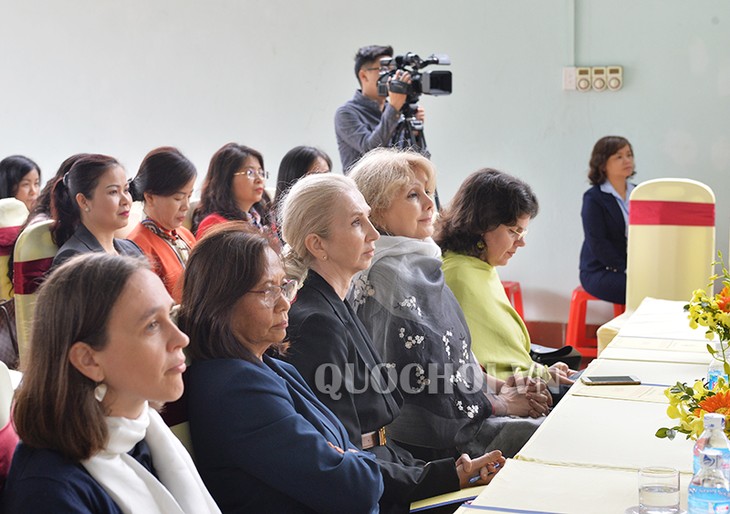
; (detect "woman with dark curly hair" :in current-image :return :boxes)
[579,135,636,305]
[435,169,576,398]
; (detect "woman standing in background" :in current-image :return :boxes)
[579,136,636,305]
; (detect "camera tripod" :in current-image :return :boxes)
[390,104,441,210]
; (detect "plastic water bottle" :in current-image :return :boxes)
[688,450,730,513]
[693,413,730,478]
[708,342,728,390]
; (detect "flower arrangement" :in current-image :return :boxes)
[656,253,730,440]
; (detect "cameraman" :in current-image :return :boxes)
[335,44,427,173]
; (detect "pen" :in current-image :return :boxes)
[468,462,500,484]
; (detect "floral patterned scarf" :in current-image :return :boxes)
[351,236,491,450]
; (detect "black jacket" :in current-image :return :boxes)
[285,270,460,514]
[52,223,142,268]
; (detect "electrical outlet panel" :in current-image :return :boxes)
[565,65,623,92]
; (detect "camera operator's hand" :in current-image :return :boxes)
[415,106,425,123]
[387,70,410,111]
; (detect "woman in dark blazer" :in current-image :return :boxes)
[579,136,637,305]
[179,223,383,514]
[50,154,141,268]
[279,173,504,514]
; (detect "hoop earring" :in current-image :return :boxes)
[94,383,108,403]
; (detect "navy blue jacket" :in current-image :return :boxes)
[579,185,628,274]
[187,355,383,514]
[3,440,155,513]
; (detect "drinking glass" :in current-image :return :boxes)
[638,467,680,514]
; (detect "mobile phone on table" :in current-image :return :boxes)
[580,375,641,386]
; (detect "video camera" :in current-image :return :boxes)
[377,52,452,105]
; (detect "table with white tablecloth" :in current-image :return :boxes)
[448,297,708,514]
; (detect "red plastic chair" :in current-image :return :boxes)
[566,286,625,358]
[501,281,524,320]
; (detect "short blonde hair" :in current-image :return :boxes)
[348,148,435,228]
[278,173,360,282]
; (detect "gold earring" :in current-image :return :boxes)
[476,241,485,250]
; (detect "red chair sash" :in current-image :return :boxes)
[629,200,715,227]
[0,227,21,257]
[13,258,54,295]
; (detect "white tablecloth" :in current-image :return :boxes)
[454,459,690,514]
[579,356,708,388]
[454,297,705,513]
[516,395,694,474]
[617,297,716,342]
[599,345,712,365]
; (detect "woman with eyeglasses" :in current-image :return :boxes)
[191,143,272,238]
[180,223,383,513]
[128,147,197,302]
[434,169,576,399]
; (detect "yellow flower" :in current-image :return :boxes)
[693,380,709,398]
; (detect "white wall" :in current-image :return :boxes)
[1,0,728,323]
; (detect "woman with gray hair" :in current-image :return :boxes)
[348,148,550,461]
[280,173,504,514]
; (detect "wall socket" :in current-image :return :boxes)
[563,66,623,92]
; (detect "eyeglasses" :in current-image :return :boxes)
[234,168,269,180]
[248,279,298,306]
[508,226,529,241]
